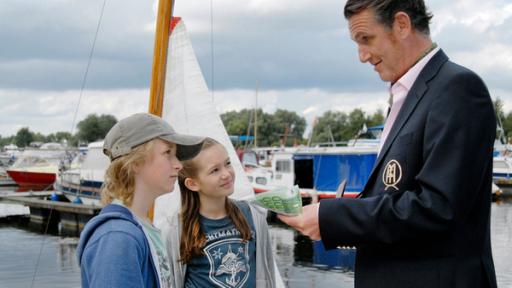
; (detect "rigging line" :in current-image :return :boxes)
[31,1,108,286]
[70,0,108,135]
[30,195,55,288]
[31,176,64,287]
[210,0,215,102]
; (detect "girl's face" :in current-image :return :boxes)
[186,144,235,199]
[136,139,182,197]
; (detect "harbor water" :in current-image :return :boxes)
[0,197,511,287]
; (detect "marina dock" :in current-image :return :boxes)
[0,190,101,236]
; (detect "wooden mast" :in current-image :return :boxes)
[148,0,173,116]
[148,0,173,221]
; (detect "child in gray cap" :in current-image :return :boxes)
[76,113,204,288]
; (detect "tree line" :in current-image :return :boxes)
[0,114,117,148]
[494,98,512,143]
[2,100,508,149]
[221,108,384,147]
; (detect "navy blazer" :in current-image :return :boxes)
[319,50,497,288]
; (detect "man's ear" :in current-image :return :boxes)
[393,11,412,39]
[184,177,200,192]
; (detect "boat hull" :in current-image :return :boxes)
[6,170,56,190]
[54,179,102,206]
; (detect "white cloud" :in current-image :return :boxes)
[456,1,512,33]
[303,106,319,116]
[0,89,148,136]
[452,43,512,74]
[0,87,388,138]
[432,1,512,35]
[2,0,512,140]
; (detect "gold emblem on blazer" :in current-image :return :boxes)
[382,159,402,191]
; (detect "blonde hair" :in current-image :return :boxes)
[101,140,155,206]
[178,138,252,263]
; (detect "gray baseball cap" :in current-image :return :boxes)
[103,113,205,161]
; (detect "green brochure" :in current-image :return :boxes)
[251,185,303,216]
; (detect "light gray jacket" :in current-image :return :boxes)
[161,201,277,288]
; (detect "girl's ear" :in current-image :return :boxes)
[184,177,200,192]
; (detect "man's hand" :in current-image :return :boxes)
[277,203,321,241]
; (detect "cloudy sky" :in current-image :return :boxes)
[1,0,512,137]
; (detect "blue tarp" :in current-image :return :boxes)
[229,135,254,142]
[307,153,377,192]
[368,125,384,131]
[313,241,355,270]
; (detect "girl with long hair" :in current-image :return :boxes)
[162,138,276,288]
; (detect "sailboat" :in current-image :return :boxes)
[152,16,255,224]
[145,3,284,284]
[54,17,256,211]
[143,1,287,285]
[48,2,284,283]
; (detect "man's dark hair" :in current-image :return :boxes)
[344,0,433,35]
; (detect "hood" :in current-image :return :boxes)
[76,204,139,265]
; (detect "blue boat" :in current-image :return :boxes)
[267,146,378,199]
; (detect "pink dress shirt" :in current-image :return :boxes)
[378,46,441,154]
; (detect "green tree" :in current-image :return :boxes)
[256,110,279,146]
[344,109,367,140]
[312,111,349,144]
[221,109,253,137]
[32,132,46,143]
[0,136,15,148]
[494,98,505,124]
[367,109,385,127]
[76,114,117,143]
[272,109,306,146]
[502,112,512,143]
[14,127,34,147]
[494,98,507,142]
[221,109,307,147]
[46,131,73,143]
[311,108,386,145]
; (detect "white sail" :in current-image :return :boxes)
[153,18,254,226]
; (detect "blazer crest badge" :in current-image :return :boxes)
[382,159,402,191]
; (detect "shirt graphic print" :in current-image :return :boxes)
[205,238,250,287]
[184,207,256,288]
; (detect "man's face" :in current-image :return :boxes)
[348,9,407,83]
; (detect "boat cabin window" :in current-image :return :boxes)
[276,160,291,173]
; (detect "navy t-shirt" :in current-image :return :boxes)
[184,202,256,288]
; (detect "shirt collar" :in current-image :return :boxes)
[390,46,440,104]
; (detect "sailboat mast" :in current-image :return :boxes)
[254,81,259,148]
[148,0,173,221]
[149,0,174,116]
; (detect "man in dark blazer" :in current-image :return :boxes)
[279,1,498,287]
